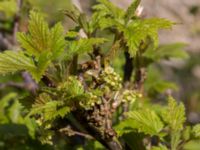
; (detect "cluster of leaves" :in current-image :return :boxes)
[115,96,200,150]
[0,93,53,149]
[0,0,197,150]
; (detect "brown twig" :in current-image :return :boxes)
[59,126,94,140]
[0,82,24,89]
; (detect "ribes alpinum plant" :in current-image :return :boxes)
[0,0,199,150]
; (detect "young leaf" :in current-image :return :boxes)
[30,93,70,121]
[17,11,65,59]
[171,132,181,150]
[98,17,124,30]
[64,38,106,61]
[0,50,36,75]
[193,124,200,138]
[16,11,66,82]
[161,96,186,132]
[125,0,141,22]
[0,93,18,123]
[95,0,124,19]
[114,119,136,136]
[49,22,66,59]
[123,18,174,57]
[126,109,164,136]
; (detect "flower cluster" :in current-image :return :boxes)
[100,66,122,91]
[121,90,142,103]
[79,92,102,110]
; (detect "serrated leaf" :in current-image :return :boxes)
[114,119,136,136]
[64,38,106,61]
[161,96,186,132]
[161,97,185,150]
[64,5,81,23]
[30,93,70,121]
[98,17,124,30]
[123,18,174,57]
[58,76,85,98]
[49,22,66,59]
[94,0,124,19]
[193,124,200,138]
[0,50,53,82]
[0,50,36,75]
[17,11,65,59]
[16,11,66,82]
[125,0,141,22]
[125,109,164,136]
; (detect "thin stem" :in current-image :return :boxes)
[59,126,94,140]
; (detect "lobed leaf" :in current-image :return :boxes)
[123,18,174,57]
[30,93,70,121]
[125,109,164,136]
[0,50,36,75]
[64,38,106,61]
[161,96,186,132]
[94,0,124,19]
[17,11,65,59]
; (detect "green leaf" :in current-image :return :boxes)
[94,0,124,19]
[144,43,189,60]
[64,5,81,23]
[171,131,181,150]
[0,50,51,82]
[17,11,65,59]
[0,93,37,139]
[123,18,174,57]
[161,96,186,132]
[58,76,85,97]
[193,124,200,138]
[125,109,164,136]
[161,97,185,150]
[36,51,52,78]
[125,0,141,22]
[98,17,124,30]
[0,93,18,123]
[30,93,70,121]
[49,22,66,59]
[64,38,106,61]
[16,11,66,82]
[114,119,136,136]
[0,50,36,75]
